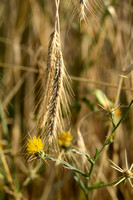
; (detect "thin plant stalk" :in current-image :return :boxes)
[0,149,17,199]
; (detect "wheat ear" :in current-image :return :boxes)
[77,0,104,28]
[37,29,72,145]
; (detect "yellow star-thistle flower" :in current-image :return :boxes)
[26,136,44,155]
[114,108,121,118]
[58,131,73,148]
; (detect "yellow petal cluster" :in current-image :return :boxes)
[58,131,73,148]
[26,136,44,155]
[114,108,121,118]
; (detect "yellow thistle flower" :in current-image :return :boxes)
[26,136,44,155]
[114,108,121,118]
[58,131,73,149]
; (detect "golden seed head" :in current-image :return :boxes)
[110,150,133,187]
[124,169,133,178]
[58,131,73,148]
[26,136,44,155]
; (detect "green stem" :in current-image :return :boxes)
[110,115,115,128]
[71,149,94,165]
[88,100,133,180]
[111,99,133,133]
[96,99,133,161]
[88,177,123,190]
[88,162,95,178]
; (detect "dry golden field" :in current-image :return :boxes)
[0,0,133,200]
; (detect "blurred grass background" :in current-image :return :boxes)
[0,0,133,199]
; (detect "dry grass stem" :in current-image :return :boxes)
[0,149,17,199]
